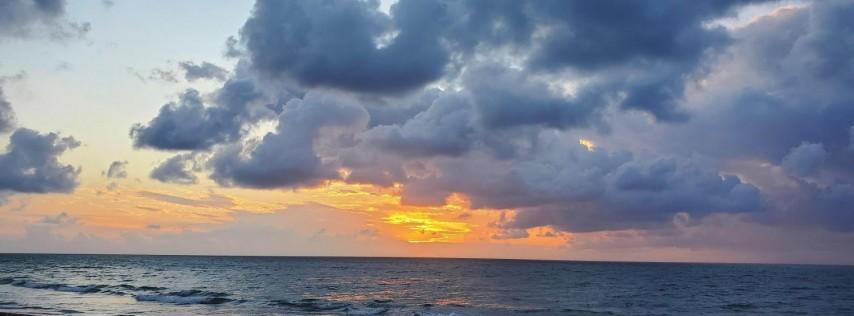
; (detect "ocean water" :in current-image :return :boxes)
[0,254,852,315]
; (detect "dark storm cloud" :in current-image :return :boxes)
[103,160,128,179]
[0,0,89,40]
[364,92,476,157]
[210,91,368,188]
[150,153,200,184]
[676,1,854,165]
[239,0,448,93]
[179,61,228,82]
[0,128,80,193]
[130,79,265,150]
[463,64,603,130]
[519,1,758,121]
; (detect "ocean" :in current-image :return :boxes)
[0,254,852,315]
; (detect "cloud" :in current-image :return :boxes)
[0,85,14,133]
[127,67,178,83]
[179,61,228,82]
[0,128,80,193]
[463,64,604,130]
[781,142,826,178]
[125,1,854,242]
[136,191,235,209]
[40,211,76,225]
[103,160,128,179]
[399,133,760,232]
[130,80,265,150]
[0,0,89,40]
[666,2,854,164]
[239,0,448,93]
[150,153,200,184]
[364,92,476,157]
[210,91,368,188]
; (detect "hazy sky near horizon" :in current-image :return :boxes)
[2,0,854,264]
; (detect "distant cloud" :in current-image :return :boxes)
[103,160,128,179]
[179,61,228,82]
[149,153,200,184]
[55,61,72,71]
[136,190,235,209]
[126,67,179,84]
[40,212,76,225]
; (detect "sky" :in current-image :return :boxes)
[1,0,853,265]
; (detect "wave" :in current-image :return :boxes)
[5,278,105,294]
[271,298,392,315]
[135,290,234,305]
[117,284,167,292]
[1,277,234,306]
[272,298,351,312]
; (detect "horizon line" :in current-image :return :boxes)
[1,252,850,267]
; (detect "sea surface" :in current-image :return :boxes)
[0,254,852,315]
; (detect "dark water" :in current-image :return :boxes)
[0,254,852,315]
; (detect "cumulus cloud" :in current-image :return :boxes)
[240,0,448,93]
[0,128,80,194]
[463,64,603,130]
[179,61,228,82]
[210,91,368,188]
[131,80,265,150]
[103,160,128,179]
[364,92,476,157]
[150,153,201,184]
